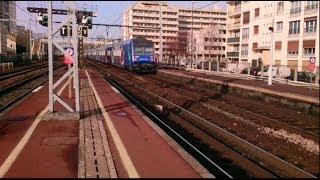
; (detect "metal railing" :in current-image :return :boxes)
[304,26,317,33]
[305,4,319,11]
[227,37,240,43]
[288,28,300,35]
[226,51,239,57]
[290,7,301,14]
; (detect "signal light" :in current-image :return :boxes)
[38,13,48,27]
[81,16,92,29]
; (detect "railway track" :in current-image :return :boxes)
[0,61,50,81]
[0,64,66,113]
[86,60,318,178]
[147,75,319,137]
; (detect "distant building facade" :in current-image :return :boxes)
[123,1,227,63]
[0,1,17,55]
[226,1,319,71]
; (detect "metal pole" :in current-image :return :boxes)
[29,18,32,60]
[48,1,54,112]
[72,6,80,112]
[67,11,72,98]
[191,2,194,68]
[219,24,222,72]
[159,1,163,65]
[268,1,275,85]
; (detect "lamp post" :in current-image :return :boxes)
[268,1,276,85]
[191,1,197,68]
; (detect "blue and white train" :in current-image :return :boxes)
[87,36,157,74]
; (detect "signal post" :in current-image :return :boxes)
[27,2,96,119]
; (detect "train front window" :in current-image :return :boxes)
[144,47,153,55]
[134,47,143,55]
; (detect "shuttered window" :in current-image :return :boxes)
[254,8,260,17]
[252,42,258,49]
[287,41,299,51]
[243,12,250,24]
[275,41,282,50]
[303,40,315,47]
[254,25,259,34]
[287,41,299,55]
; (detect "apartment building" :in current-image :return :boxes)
[0,1,17,55]
[122,1,227,63]
[226,1,319,72]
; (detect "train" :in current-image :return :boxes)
[87,36,157,74]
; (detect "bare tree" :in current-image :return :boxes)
[177,31,190,65]
[201,23,223,71]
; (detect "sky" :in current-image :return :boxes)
[16,1,227,39]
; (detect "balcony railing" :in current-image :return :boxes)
[241,51,248,56]
[305,4,319,11]
[227,37,240,43]
[227,22,241,30]
[289,28,300,35]
[227,51,239,57]
[304,26,317,33]
[228,8,241,16]
[290,7,301,15]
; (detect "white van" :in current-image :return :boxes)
[258,65,291,78]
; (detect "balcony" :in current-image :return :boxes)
[304,26,317,36]
[228,8,241,16]
[289,7,301,16]
[240,51,248,57]
[227,37,240,43]
[227,51,239,57]
[227,22,241,30]
[305,4,319,14]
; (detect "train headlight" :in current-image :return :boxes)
[150,56,153,61]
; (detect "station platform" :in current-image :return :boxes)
[0,69,211,178]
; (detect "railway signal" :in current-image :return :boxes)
[82,15,92,29]
[38,13,48,26]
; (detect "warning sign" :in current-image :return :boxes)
[64,47,74,64]
[309,57,316,70]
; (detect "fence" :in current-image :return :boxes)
[0,62,14,72]
[161,59,320,85]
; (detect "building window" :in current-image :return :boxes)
[303,40,315,56]
[275,41,282,50]
[304,17,317,33]
[242,12,250,24]
[277,1,284,13]
[254,8,260,17]
[252,42,258,49]
[289,20,300,34]
[242,28,249,39]
[241,44,248,55]
[290,1,301,14]
[287,41,299,56]
[304,48,315,55]
[305,1,319,10]
[276,21,283,31]
[253,25,259,34]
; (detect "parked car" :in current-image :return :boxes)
[284,71,316,83]
[240,66,262,76]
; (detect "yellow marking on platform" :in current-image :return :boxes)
[85,70,139,178]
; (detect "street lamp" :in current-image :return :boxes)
[268,1,276,85]
[191,1,197,69]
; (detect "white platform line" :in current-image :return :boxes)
[111,86,120,93]
[0,80,70,177]
[32,86,43,93]
[85,70,140,178]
